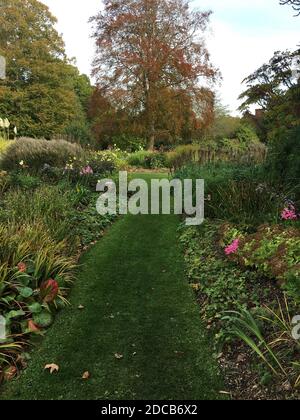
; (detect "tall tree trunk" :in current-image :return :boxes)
[147,120,155,150]
[145,76,156,150]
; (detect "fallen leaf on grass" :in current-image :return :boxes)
[44,363,59,374]
[82,371,90,380]
[114,353,124,360]
[28,319,40,332]
[4,366,18,381]
[78,305,85,310]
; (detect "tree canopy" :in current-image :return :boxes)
[90,0,218,149]
[0,0,91,140]
[239,48,300,141]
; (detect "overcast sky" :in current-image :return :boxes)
[41,0,299,115]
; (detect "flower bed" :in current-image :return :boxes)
[179,221,300,399]
[220,223,300,289]
[0,163,117,383]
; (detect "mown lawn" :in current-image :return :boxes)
[1,174,225,400]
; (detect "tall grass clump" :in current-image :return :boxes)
[127,150,167,169]
[0,138,84,172]
[1,185,77,243]
[167,141,267,172]
[176,162,286,226]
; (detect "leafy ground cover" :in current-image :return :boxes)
[179,221,300,399]
[1,174,225,400]
[175,157,300,399]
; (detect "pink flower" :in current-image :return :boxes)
[281,204,298,221]
[17,262,27,273]
[80,165,93,176]
[225,239,240,256]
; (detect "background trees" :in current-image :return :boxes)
[239,48,300,142]
[239,47,300,187]
[280,0,300,15]
[0,0,91,140]
[90,0,218,150]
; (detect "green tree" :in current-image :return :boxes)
[239,49,300,142]
[0,0,89,139]
[208,102,241,140]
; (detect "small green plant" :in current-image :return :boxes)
[223,296,300,387]
[223,307,286,376]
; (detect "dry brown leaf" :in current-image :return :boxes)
[28,319,40,332]
[44,363,59,374]
[4,366,18,381]
[82,371,90,380]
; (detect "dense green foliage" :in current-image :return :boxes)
[179,222,261,327]
[176,162,284,226]
[266,127,300,196]
[0,0,91,141]
[221,223,300,288]
[127,151,167,169]
[239,49,300,141]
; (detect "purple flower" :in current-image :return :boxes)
[80,165,93,176]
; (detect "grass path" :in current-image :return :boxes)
[1,174,224,400]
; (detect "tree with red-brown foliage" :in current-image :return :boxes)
[90,0,218,149]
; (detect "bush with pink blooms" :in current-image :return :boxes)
[281,203,299,221]
[220,223,300,284]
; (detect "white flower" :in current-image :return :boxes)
[4,118,10,128]
[14,126,17,135]
[0,118,3,129]
[19,160,24,166]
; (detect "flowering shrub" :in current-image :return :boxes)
[92,148,128,171]
[221,223,300,283]
[281,203,298,221]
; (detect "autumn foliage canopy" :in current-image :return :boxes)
[90,0,218,149]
